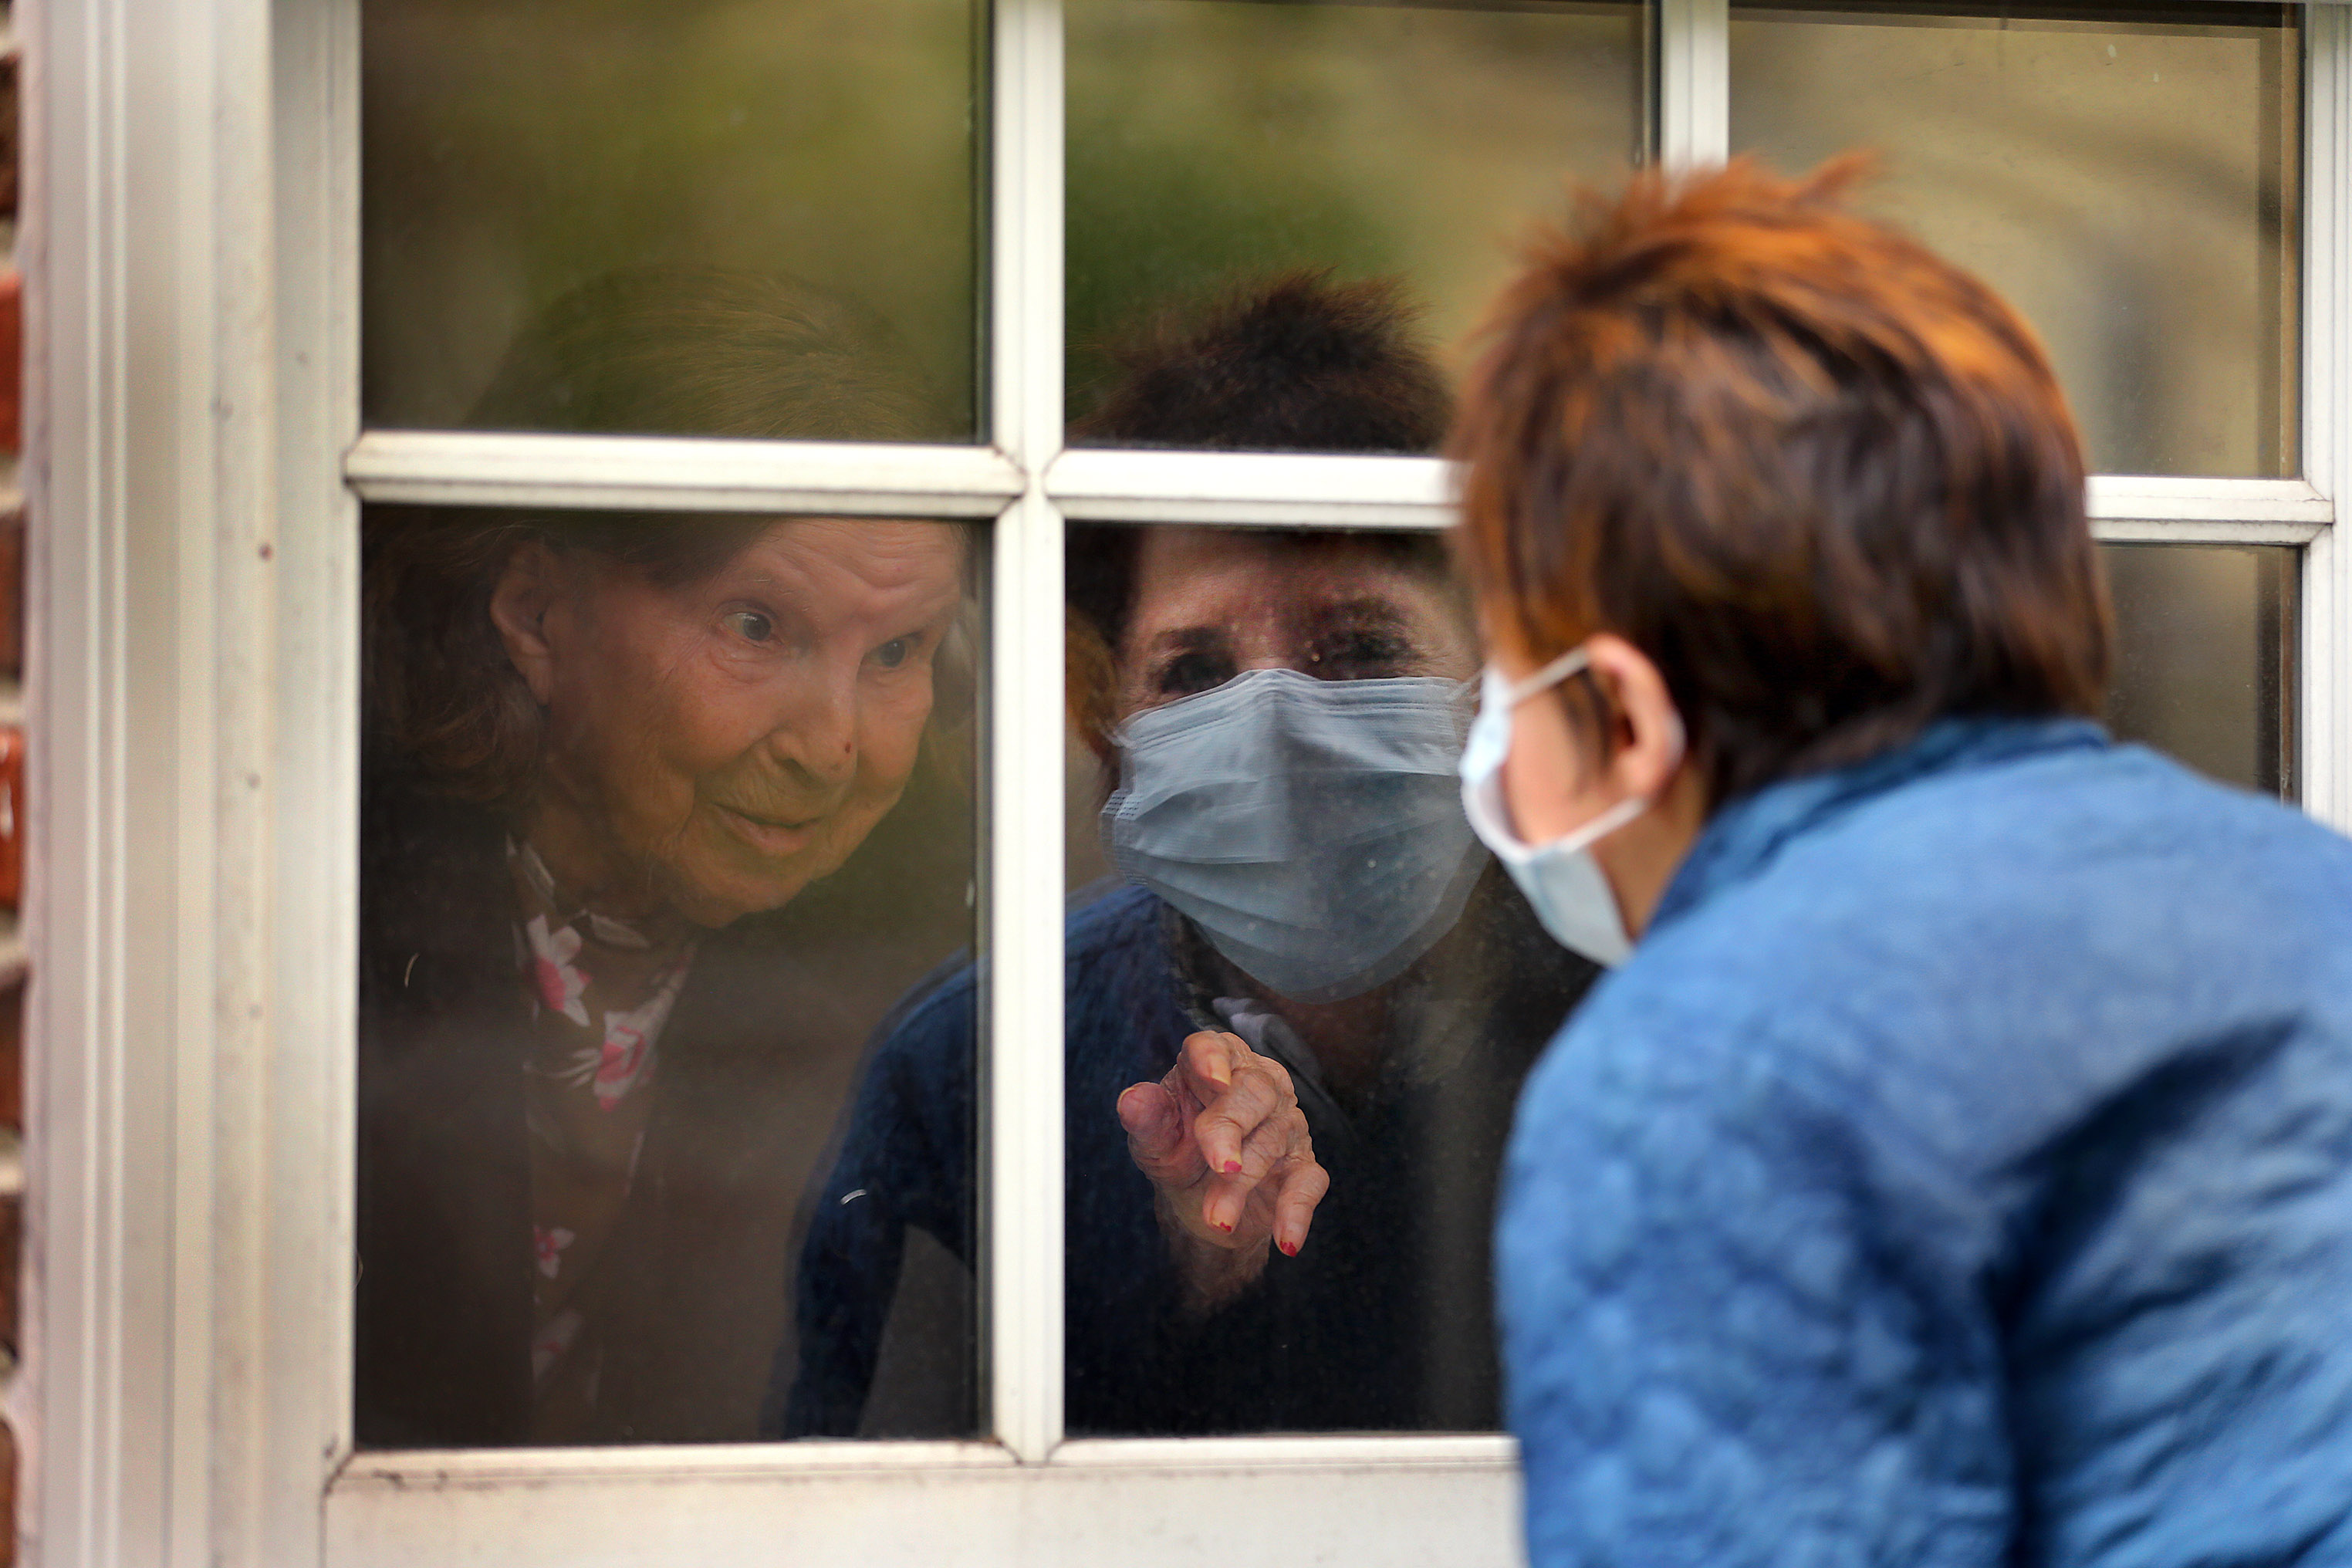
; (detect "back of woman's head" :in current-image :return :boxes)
[1451,157,2110,807]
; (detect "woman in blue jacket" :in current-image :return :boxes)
[1449,159,2352,1566]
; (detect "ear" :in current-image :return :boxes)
[1580,632,1688,803]
[489,541,568,707]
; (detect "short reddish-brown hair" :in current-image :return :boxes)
[1451,157,2110,806]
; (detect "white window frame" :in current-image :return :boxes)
[23,0,2352,1563]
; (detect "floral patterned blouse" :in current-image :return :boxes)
[509,840,698,1441]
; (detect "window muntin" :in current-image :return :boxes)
[361,0,985,438]
[1729,1,2302,478]
[1066,0,1649,447]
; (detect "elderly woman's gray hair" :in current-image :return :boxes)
[364,266,966,805]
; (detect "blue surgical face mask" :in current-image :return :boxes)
[1104,667,1490,1004]
[1457,647,1682,967]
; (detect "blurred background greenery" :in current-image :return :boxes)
[363,0,984,434]
[1066,0,1645,434]
[1732,2,2301,479]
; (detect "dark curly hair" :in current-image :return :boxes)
[366,266,963,806]
[1064,270,1458,752]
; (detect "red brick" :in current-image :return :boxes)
[0,272,20,456]
[0,1195,19,1366]
[0,1417,15,1566]
[0,508,22,681]
[0,729,21,911]
[0,54,18,221]
[0,982,20,1133]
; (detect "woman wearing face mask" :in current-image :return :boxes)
[359,269,972,1446]
[775,275,1598,1438]
[1455,161,2352,1567]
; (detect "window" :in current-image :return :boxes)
[29,1,2352,1564]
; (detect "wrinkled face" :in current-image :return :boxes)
[519,518,964,928]
[1116,527,1476,720]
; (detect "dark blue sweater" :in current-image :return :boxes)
[776,874,1593,1437]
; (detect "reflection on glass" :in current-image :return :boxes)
[1066,0,1647,447]
[2104,542,2293,797]
[357,497,979,1446]
[1730,2,2300,477]
[1061,522,1593,1435]
[363,0,979,438]
[795,276,1597,1440]
[1076,519,1586,1438]
[357,264,981,1448]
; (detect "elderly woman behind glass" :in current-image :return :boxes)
[777,274,1597,1439]
[358,269,971,1447]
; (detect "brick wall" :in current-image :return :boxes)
[0,12,24,1564]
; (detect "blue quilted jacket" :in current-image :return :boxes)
[1499,717,2352,1568]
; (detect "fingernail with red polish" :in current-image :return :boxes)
[1221,1160,1242,1175]
[1215,1220,1235,1233]
[1278,1239,1298,1257]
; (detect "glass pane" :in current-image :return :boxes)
[2103,542,2294,797]
[1059,522,1597,1435]
[1730,2,2300,478]
[356,505,981,1447]
[363,0,981,439]
[1066,0,1649,450]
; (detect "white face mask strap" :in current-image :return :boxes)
[1501,645,1592,709]
[1548,788,1650,857]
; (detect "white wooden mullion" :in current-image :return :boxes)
[985,0,1067,1467]
[1657,0,1730,171]
[25,0,147,1560]
[325,1451,1526,1568]
[343,431,1026,517]
[1046,448,1455,529]
[1048,448,2333,534]
[270,0,364,1529]
[2087,475,2330,525]
[2093,519,2323,546]
[2303,5,2352,829]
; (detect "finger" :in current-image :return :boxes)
[1176,1030,1245,1105]
[1160,1056,1206,1124]
[1271,1156,1330,1258]
[1117,1081,1202,1187]
[1199,1111,1306,1232]
[1117,1080,1184,1160]
[1193,1064,1288,1177]
[1234,1109,1307,1195]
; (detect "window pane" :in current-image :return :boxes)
[357,505,981,1447]
[1730,2,2300,478]
[1066,0,1649,451]
[2103,542,2294,798]
[1059,521,1596,1435]
[363,0,982,438]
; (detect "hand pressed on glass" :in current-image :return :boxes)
[1117,1029,1330,1314]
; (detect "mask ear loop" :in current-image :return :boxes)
[1487,642,1689,837]
[1495,646,1593,711]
